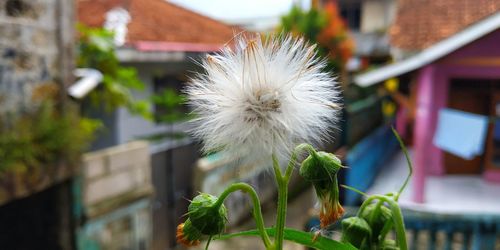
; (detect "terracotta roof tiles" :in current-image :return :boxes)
[390,0,500,51]
[77,0,241,50]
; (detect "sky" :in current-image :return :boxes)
[168,0,310,25]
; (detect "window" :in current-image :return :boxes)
[339,0,361,30]
[153,75,188,124]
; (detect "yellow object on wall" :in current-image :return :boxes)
[385,78,399,93]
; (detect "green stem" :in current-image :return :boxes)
[273,154,287,250]
[272,144,316,250]
[391,127,413,201]
[205,235,213,250]
[284,143,316,179]
[214,183,272,249]
[357,196,377,217]
[385,198,408,250]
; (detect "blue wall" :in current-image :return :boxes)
[344,125,399,205]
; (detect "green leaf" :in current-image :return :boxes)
[77,23,151,119]
[216,227,356,250]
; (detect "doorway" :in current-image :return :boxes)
[444,79,499,174]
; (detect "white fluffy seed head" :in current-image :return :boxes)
[185,34,341,165]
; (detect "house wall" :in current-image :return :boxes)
[116,60,199,144]
[413,29,500,202]
[360,0,396,33]
[89,57,202,149]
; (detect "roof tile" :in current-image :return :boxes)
[77,0,240,48]
[389,0,500,50]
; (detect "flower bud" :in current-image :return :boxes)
[188,193,228,235]
[300,150,344,227]
[359,203,393,240]
[300,151,342,188]
[340,216,372,248]
[176,219,202,247]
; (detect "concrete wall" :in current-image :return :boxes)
[0,0,74,114]
[82,141,153,217]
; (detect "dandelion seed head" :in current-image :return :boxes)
[186,34,341,164]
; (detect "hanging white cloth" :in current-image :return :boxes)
[433,108,489,160]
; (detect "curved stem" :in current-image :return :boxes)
[214,183,272,249]
[357,196,378,217]
[391,127,413,201]
[284,143,316,179]
[384,198,408,250]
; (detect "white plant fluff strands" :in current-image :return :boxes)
[186,35,341,163]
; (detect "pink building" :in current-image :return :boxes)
[355,2,500,205]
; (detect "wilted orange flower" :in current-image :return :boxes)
[176,222,201,247]
[319,199,345,228]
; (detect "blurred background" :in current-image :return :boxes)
[0,0,500,249]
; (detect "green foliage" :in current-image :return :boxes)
[279,4,354,72]
[151,87,189,124]
[77,24,151,119]
[280,5,328,43]
[280,5,334,69]
[0,100,100,173]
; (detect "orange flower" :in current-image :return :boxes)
[338,38,355,63]
[319,199,345,228]
[315,1,355,66]
[176,220,201,247]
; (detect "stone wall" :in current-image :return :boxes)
[0,0,74,114]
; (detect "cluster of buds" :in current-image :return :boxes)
[299,150,344,228]
[341,216,371,248]
[176,193,228,247]
[341,203,395,249]
[298,146,399,249]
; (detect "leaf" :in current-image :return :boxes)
[216,227,356,250]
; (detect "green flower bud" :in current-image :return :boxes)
[300,150,344,227]
[359,203,393,240]
[300,151,342,199]
[380,239,400,250]
[340,216,372,248]
[300,151,342,187]
[176,219,202,247]
[188,193,228,235]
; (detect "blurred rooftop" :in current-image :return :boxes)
[390,0,500,51]
[78,0,240,51]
